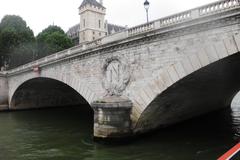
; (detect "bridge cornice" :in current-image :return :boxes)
[6,0,240,77]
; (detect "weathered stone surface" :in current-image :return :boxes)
[0,73,8,110]
[92,96,132,139]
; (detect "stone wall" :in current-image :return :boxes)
[0,73,8,110]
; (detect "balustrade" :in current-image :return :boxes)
[128,22,155,35]
[199,0,239,16]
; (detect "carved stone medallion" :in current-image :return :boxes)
[102,57,130,96]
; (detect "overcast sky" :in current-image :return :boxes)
[0,0,217,35]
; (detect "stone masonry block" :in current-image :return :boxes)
[85,89,91,102]
[224,37,238,55]
[205,45,219,63]
[214,41,228,59]
[233,34,240,51]
[148,81,161,96]
[82,87,89,99]
[181,57,194,75]
[189,54,202,71]
[197,48,210,67]
[160,70,173,87]
[88,93,95,103]
[153,77,167,92]
[132,93,147,112]
[167,65,180,83]
[144,85,157,101]
[139,89,152,106]
[173,62,187,79]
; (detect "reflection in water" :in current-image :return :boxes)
[0,106,239,160]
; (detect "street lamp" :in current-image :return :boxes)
[144,0,150,23]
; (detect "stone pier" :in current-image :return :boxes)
[92,96,133,139]
[0,73,9,110]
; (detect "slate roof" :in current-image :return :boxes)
[107,23,126,34]
[66,24,80,36]
[67,23,126,39]
[79,0,105,9]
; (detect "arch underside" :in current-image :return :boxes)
[10,78,91,111]
[135,52,240,133]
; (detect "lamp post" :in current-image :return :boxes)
[144,0,150,23]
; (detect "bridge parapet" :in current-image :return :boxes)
[129,0,240,33]
[199,0,239,16]
[7,0,240,76]
[128,22,155,36]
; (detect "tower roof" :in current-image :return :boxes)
[79,0,105,9]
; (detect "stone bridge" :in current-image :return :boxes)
[1,0,240,139]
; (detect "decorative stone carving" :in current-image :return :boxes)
[102,56,130,96]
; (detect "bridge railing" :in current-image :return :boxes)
[199,0,240,16]
[6,0,240,74]
[158,11,191,28]
[128,22,155,36]
[126,0,240,35]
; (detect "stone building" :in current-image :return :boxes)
[67,0,126,45]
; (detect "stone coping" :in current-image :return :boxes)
[92,96,132,109]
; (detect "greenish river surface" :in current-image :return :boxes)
[0,106,239,160]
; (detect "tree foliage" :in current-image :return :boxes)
[0,15,35,68]
[0,16,74,69]
[36,25,73,58]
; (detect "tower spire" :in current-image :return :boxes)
[100,0,103,5]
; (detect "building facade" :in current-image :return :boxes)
[67,0,126,45]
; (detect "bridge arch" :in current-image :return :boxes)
[9,77,95,110]
[131,35,240,133]
[231,92,240,107]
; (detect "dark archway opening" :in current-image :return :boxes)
[136,52,240,133]
[11,78,91,111]
[10,77,94,133]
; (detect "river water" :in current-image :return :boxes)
[0,105,239,160]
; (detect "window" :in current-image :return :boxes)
[99,20,101,28]
[99,32,101,36]
[93,31,95,35]
[83,19,86,27]
[83,32,85,40]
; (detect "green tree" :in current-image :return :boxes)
[36,25,73,58]
[0,15,35,69]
